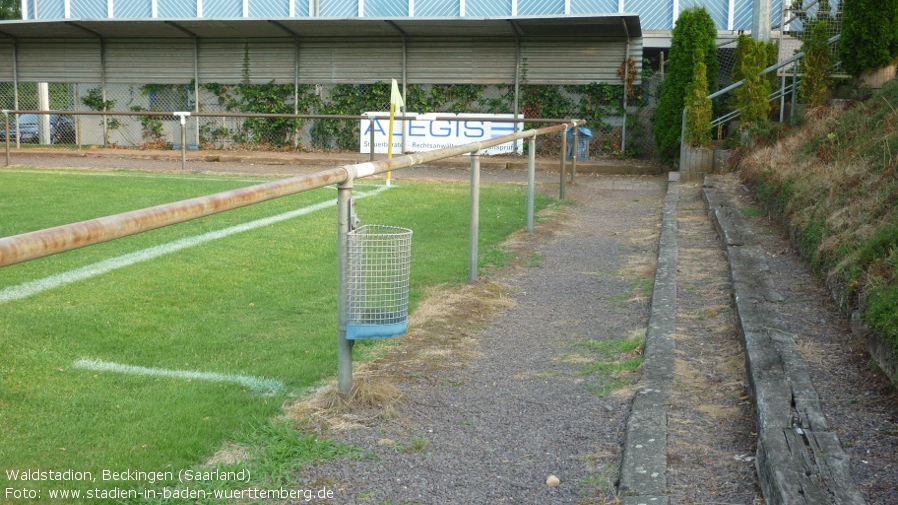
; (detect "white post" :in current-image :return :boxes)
[37,82,50,145]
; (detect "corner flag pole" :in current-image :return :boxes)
[387,79,404,187]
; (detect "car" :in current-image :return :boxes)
[0,114,76,144]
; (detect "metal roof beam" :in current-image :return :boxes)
[269,20,300,38]
[165,21,199,39]
[65,21,104,39]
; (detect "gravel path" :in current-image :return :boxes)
[292,175,666,504]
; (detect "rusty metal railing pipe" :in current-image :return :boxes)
[0,167,349,268]
[0,120,581,269]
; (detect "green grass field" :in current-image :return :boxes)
[0,168,552,503]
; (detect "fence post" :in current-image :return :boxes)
[3,110,9,167]
[560,128,567,200]
[469,151,480,283]
[791,64,798,123]
[174,112,191,171]
[337,179,354,396]
[527,136,535,234]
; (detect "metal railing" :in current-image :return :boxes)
[0,117,583,395]
[0,109,584,168]
[679,33,842,164]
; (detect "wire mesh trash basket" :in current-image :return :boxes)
[346,225,413,340]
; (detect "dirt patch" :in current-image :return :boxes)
[666,183,761,504]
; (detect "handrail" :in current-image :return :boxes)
[0,119,582,268]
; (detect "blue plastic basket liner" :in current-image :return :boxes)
[346,311,408,340]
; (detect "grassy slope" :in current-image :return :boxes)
[739,80,898,353]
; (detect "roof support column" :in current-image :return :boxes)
[513,37,521,154]
[752,0,772,41]
[12,39,19,148]
[294,37,300,150]
[401,34,407,153]
[194,37,199,146]
[621,19,630,154]
[101,38,108,146]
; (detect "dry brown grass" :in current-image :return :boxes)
[738,92,898,336]
[285,194,573,432]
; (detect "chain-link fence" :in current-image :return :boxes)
[0,79,660,160]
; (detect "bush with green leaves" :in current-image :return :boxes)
[800,3,837,107]
[731,35,776,129]
[0,0,19,19]
[839,0,898,77]
[653,6,719,163]
[685,48,712,148]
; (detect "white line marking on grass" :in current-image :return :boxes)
[74,358,285,394]
[0,185,390,304]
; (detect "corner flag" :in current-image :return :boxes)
[390,79,404,109]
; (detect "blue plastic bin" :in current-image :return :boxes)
[566,126,592,161]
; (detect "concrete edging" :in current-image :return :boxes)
[703,175,866,505]
[618,171,679,505]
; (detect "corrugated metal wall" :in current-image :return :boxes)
[0,44,14,81]
[298,40,404,83]
[521,37,641,84]
[1,36,640,85]
[106,40,195,83]
[15,41,102,82]
[406,38,516,84]
[198,40,295,83]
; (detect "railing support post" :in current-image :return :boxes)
[560,128,567,200]
[337,179,354,396]
[469,151,480,283]
[527,136,535,233]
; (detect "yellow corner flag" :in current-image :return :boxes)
[390,79,404,110]
[387,79,403,186]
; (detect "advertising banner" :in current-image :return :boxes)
[360,113,524,156]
